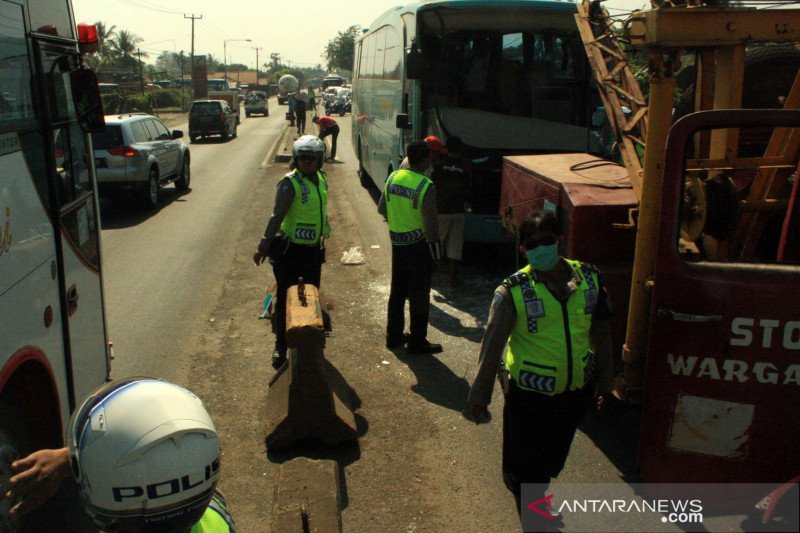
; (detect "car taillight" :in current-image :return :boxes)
[108,146,139,157]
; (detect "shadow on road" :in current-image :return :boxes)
[99,188,191,229]
[392,347,471,414]
[264,360,364,511]
[578,396,641,482]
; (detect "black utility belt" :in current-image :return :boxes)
[289,241,322,248]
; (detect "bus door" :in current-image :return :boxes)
[639,110,800,485]
[36,42,109,406]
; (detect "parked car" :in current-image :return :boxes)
[188,99,238,142]
[91,113,190,209]
[245,92,269,117]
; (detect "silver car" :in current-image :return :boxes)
[91,113,190,209]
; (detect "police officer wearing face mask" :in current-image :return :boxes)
[466,212,615,524]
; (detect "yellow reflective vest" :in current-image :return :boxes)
[279,170,330,245]
[190,491,236,532]
[504,260,600,396]
[384,169,431,245]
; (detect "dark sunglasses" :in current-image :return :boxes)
[523,233,557,250]
[297,155,316,161]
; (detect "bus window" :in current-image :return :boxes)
[29,0,75,39]
[53,122,91,205]
[0,2,35,126]
[41,49,78,123]
[385,27,403,80]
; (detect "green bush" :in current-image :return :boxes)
[122,93,153,113]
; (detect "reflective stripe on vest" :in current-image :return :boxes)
[384,169,431,245]
[504,260,599,396]
[190,492,236,532]
[279,170,329,245]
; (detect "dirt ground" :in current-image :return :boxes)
[177,116,531,532]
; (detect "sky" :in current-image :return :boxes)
[72,0,650,69]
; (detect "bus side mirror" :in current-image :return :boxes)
[405,43,424,80]
[71,69,105,133]
[396,114,412,129]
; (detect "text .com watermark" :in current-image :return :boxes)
[521,483,798,532]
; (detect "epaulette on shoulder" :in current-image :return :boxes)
[504,271,528,288]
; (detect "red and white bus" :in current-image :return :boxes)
[0,0,108,515]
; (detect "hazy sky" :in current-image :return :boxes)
[72,0,650,69]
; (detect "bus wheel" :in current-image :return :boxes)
[1,398,31,532]
[358,143,371,188]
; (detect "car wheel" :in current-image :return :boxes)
[265,110,269,116]
[221,126,229,140]
[190,134,196,143]
[246,112,251,118]
[139,168,160,209]
[175,156,190,192]
[231,123,237,138]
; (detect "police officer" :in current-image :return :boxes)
[378,140,442,354]
[466,212,614,523]
[253,135,330,369]
[4,378,236,532]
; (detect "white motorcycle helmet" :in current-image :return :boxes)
[292,134,326,169]
[67,378,220,532]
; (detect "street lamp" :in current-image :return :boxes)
[223,38,251,88]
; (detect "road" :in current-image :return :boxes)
[94,101,642,532]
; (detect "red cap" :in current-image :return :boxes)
[424,135,448,155]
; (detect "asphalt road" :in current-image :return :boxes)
[100,103,285,381]
[61,100,752,533]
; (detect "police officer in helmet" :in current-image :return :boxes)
[3,378,235,532]
[253,135,331,369]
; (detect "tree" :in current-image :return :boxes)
[323,25,360,72]
[86,21,116,70]
[109,29,146,70]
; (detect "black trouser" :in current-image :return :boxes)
[271,242,323,354]
[319,125,340,159]
[387,240,434,347]
[502,380,593,512]
[295,106,307,133]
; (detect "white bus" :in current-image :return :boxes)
[352,0,604,242]
[0,0,109,511]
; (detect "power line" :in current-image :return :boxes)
[114,0,185,15]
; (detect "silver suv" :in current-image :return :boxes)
[91,113,190,209]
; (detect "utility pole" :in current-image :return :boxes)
[184,13,202,99]
[253,46,263,85]
[136,48,144,94]
[179,51,185,109]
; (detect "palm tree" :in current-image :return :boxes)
[109,29,147,68]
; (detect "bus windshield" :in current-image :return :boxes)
[417,5,596,151]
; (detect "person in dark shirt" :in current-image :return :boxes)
[430,136,471,286]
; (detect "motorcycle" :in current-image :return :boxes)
[325,96,351,117]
